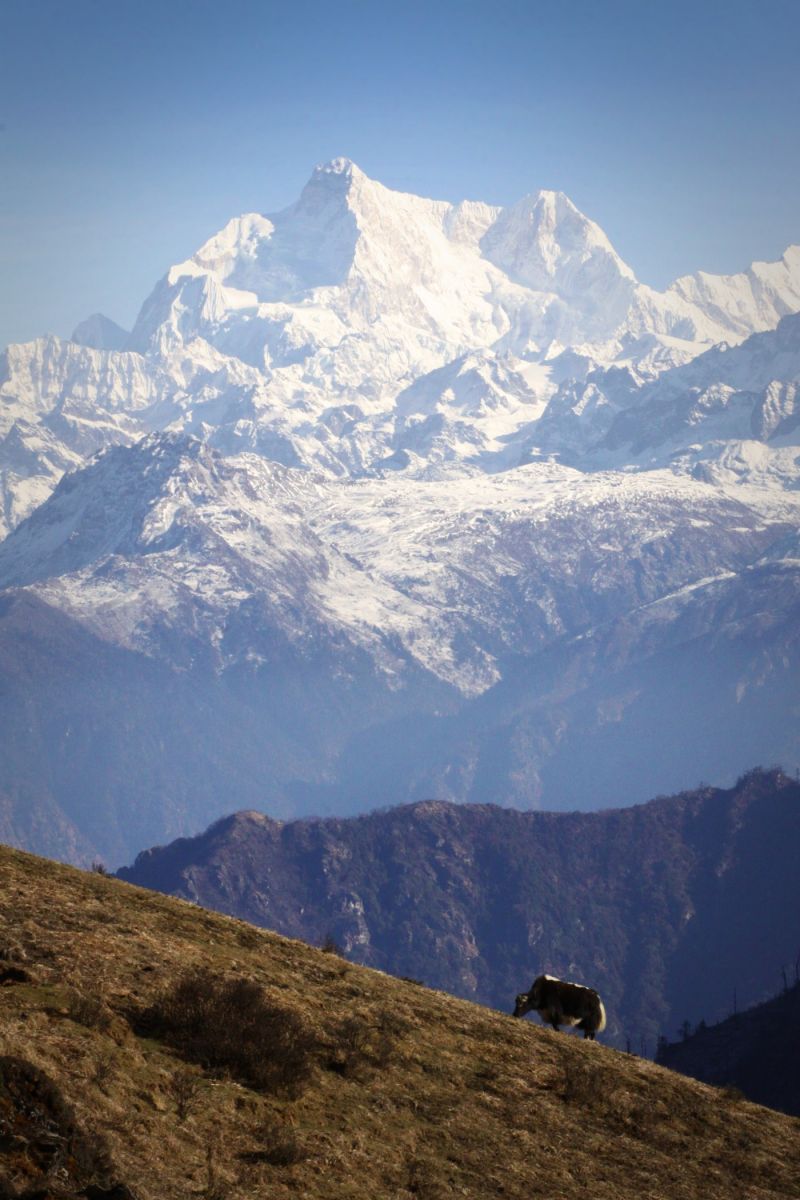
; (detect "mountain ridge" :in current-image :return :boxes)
[117,767,800,1057]
[656,981,800,1116]
[3,159,800,536]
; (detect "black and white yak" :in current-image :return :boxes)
[513,974,606,1040]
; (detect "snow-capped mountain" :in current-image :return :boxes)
[0,336,182,537]
[528,310,800,479]
[1,424,798,864]
[2,432,791,694]
[1,159,799,865]
[3,158,800,537]
[0,433,435,683]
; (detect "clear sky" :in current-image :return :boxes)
[2,0,799,350]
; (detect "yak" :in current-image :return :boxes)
[513,974,606,1040]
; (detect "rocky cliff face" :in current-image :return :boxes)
[118,768,800,1055]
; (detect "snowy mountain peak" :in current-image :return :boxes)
[311,156,363,182]
[3,161,800,867]
[0,432,223,591]
[5,160,800,538]
[665,244,800,341]
[482,188,635,295]
[514,188,583,226]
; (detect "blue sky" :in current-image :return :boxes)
[2,0,799,350]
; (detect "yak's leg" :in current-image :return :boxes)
[577,1017,595,1040]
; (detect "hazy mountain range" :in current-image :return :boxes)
[0,160,799,865]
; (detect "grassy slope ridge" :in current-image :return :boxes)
[0,846,798,1199]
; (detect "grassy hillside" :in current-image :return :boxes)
[0,844,798,1200]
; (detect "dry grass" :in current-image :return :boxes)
[0,843,798,1199]
[136,967,318,1096]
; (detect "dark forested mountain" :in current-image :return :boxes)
[657,982,800,1116]
[119,767,800,1054]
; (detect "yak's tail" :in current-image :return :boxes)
[596,1000,607,1033]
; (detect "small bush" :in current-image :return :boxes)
[203,1138,226,1200]
[373,1008,409,1066]
[319,932,343,955]
[93,1052,115,1090]
[138,969,317,1097]
[66,988,110,1031]
[236,927,263,950]
[243,1115,305,1166]
[560,1059,599,1107]
[167,1068,202,1121]
[328,1014,372,1076]
[718,1083,746,1103]
[326,1007,404,1077]
[0,1055,115,1189]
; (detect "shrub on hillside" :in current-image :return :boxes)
[138,969,316,1097]
[0,1055,116,1193]
[325,1007,407,1077]
[244,1114,306,1166]
[167,1068,202,1121]
[65,987,111,1031]
[319,931,343,956]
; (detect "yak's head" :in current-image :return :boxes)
[513,992,532,1018]
[514,976,546,1017]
